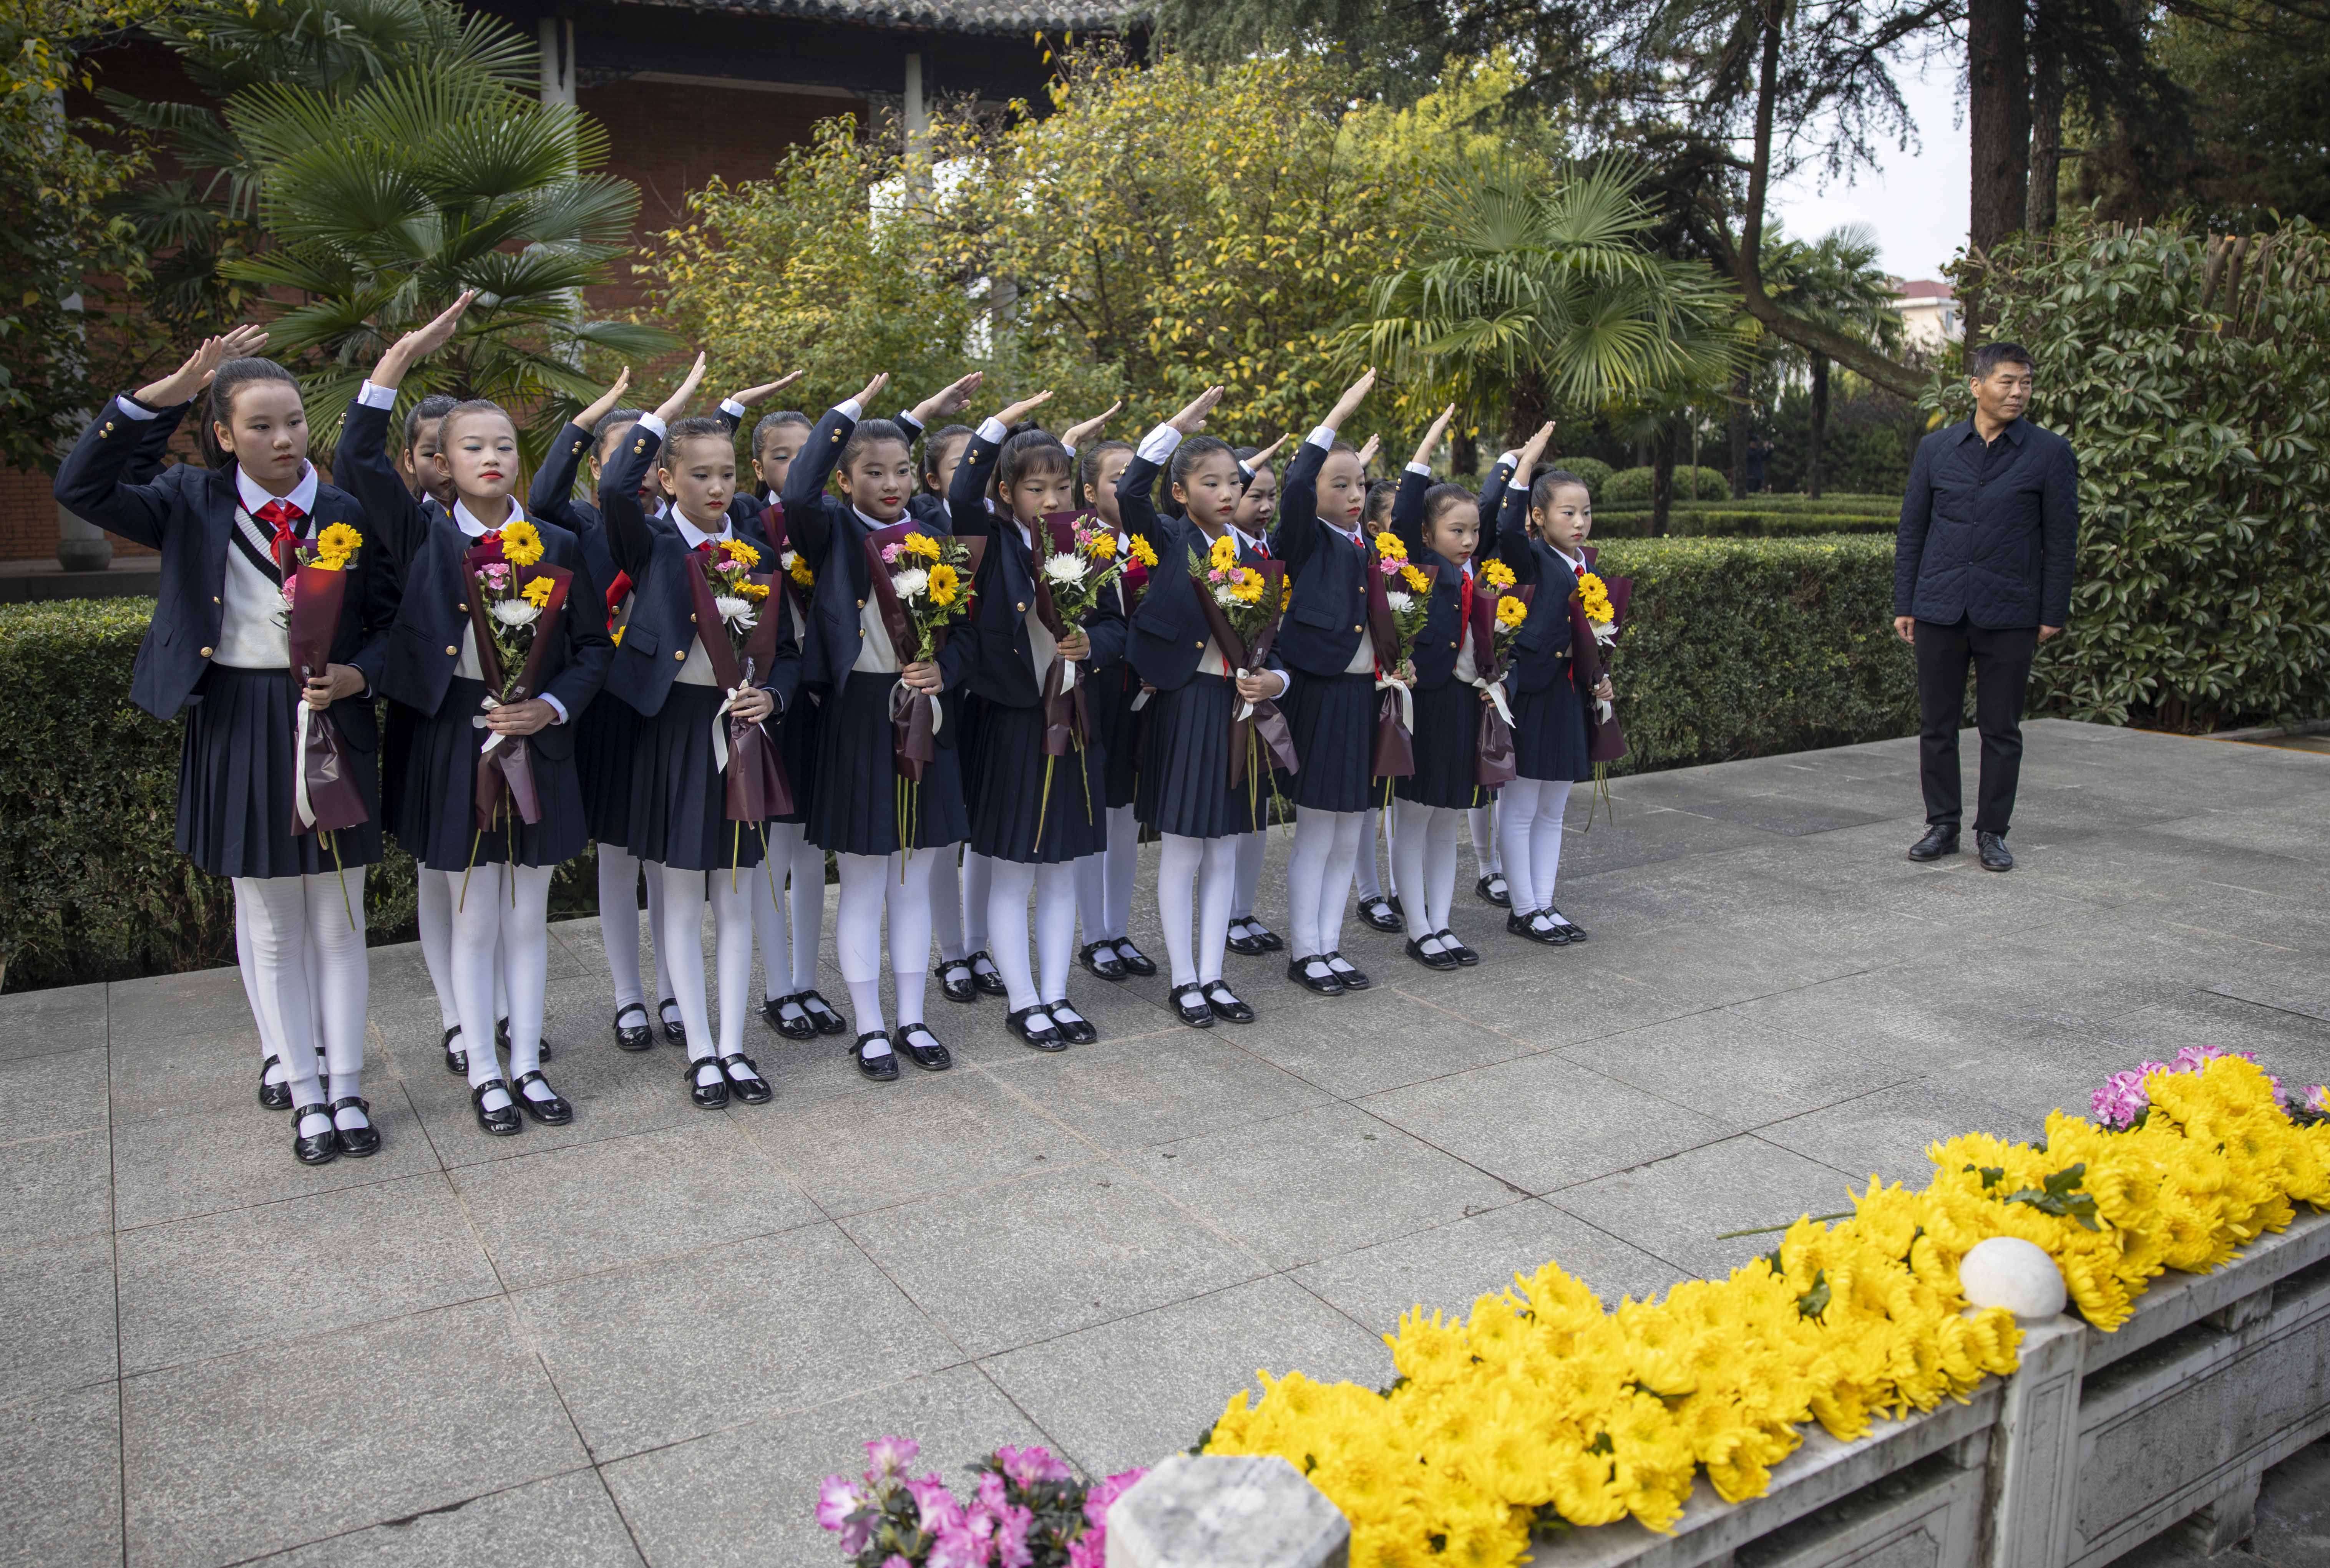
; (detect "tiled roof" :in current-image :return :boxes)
[1892,278,1954,302]
[609,0,1140,31]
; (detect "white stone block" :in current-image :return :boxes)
[1106,1453,1349,1568]
[1960,1238,2068,1322]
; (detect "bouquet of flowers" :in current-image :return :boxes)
[1568,562,1633,825]
[277,518,369,919]
[1189,530,1298,806]
[463,517,573,883]
[1365,531,1438,790]
[819,1435,1145,1568]
[1020,513,1137,845]
[864,522,982,847]
[1469,558,1530,787]
[680,535,795,858]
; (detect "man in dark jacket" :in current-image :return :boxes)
[1893,341,2078,872]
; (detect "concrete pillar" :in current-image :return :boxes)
[1980,1313,2086,1568]
[903,50,929,198]
[1104,1454,1348,1568]
[538,16,575,109]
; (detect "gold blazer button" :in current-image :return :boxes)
[445,645,458,656]
[457,603,468,613]
[674,650,686,661]
[199,645,214,658]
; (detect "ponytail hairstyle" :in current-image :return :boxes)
[840,416,912,476]
[199,357,300,469]
[403,393,458,454]
[591,406,646,462]
[752,409,811,461]
[1363,479,1397,527]
[1080,438,1134,501]
[1528,467,1590,514]
[996,425,1072,496]
[920,423,974,488]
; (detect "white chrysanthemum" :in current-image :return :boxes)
[1211,583,1241,608]
[780,550,800,572]
[1383,590,1415,615]
[491,600,541,629]
[893,566,931,600]
[715,594,757,629]
[1042,554,1087,586]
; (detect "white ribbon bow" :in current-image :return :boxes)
[1467,673,1515,726]
[473,692,507,754]
[1374,673,1414,733]
[890,677,944,735]
[293,699,320,827]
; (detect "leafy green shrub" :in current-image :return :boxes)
[1604,465,1728,502]
[1957,217,2330,727]
[1548,456,1613,497]
[1593,511,1895,538]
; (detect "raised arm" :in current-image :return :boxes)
[1269,368,1373,565]
[600,354,706,579]
[531,367,630,524]
[953,390,1054,537]
[782,370,888,568]
[55,335,242,548]
[1496,421,1557,580]
[1121,386,1219,568]
[355,292,477,566]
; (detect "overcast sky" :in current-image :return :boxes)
[1765,56,1972,285]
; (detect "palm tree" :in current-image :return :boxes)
[1762,225,1903,497]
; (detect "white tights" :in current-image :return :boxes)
[752,822,825,1015]
[930,847,991,963]
[1285,807,1365,961]
[1073,803,1138,945]
[233,870,368,1116]
[1470,802,1501,876]
[1157,833,1237,988]
[834,848,940,1053]
[596,844,672,1022]
[654,862,756,1077]
[1231,829,1266,922]
[420,861,506,1035]
[1390,803,1462,943]
[1353,804,1394,901]
[1500,779,1573,917]
[443,864,555,1111]
[988,859,1079,1011]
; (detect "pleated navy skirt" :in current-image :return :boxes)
[1280,670,1376,813]
[1396,680,1490,811]
[954,691,989,819]
[380,697,414,848]
[577,691,640,846]
[770,695,818,828]
[1137,673,1271,840]
[403,675,587,872]
[808,670,969,856]
[1512,668,1593,784]
[1090,663,1143,810]
[178,665,385,879]
[624,681,765,873]
[970,699,1110,864]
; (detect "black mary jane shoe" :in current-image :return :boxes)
[1225,922,1268,958]
[328,1096,381,1157]
[718,1054,773,1105]
[511,1069,574,1124]
[798,988,851,1036]
[1287,956,1346,996]
[292,1105,339,1167]
[471,1079,523,1137]
[853,1031,900,1082]
[442,1026,468,1077]
[935,960,979,1005]
[1007,1006,1067,1051]
[1357,895,1403,933]
[1079,941,1128,981]
[1436,930,1480,967]
[1476,873,1511,909]
[762,993,817,1041]
[896,1023,953,1072]
[258,1054,293,1111]
[1046,1004,1099,1045]
[1205,984,1256,1024]
[657,999,687,1048]
[1405,936,1461,972]
[1507,909,1570,946]
[964,952,1009,998]
[1170,984,1216,1028]
[1247,921,1286,953]
[687,1059,730,1110]
[1544,908,1588,943]
[1323,951,1371,991]
[613,1003,656,1053]
[1112,941,1159,978]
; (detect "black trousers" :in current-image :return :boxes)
[1916,617,2038,834]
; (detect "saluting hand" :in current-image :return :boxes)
[136,336,234,409]
[1325,367,1376,428]
[1247,432,1291,468]
[728,371,803,409]
[1168,385,1223,436]
[1411,404,1456,469]
[372,291,477,388]
[995,390,1054,426]
[654,352,709,424]
[912,371,985,425]
[1060,401,1122,450]
[850,371,893,411]
[576,367,632,429]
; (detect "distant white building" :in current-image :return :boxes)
[1891,278,1962,349]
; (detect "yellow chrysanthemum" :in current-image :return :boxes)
[1129,535,1159,569]
[790,559,815,588]
[1482,559,1515,588]
[1495,595,1527,629]
[926,561,960,607]
[519,575,554,608]
[611,627,625,646]
[1373,531,1407,561]
[738,580,771,602]
[1399,563,1430,593]
[720,537,762,568]
[1208,533,1238,572]
[901,530,941,560]
[1085,530,1118,560]
[500,518,546,567]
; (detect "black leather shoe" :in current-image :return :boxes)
[1246,921,1285,953]
[328,1096,380,1157]
[1476,874,1510,908]
[1436,930,1480,967]
[1323,951,1371,990]
[896,1023,953,1071]
[1225,922,1268,957]
[934,960,978,1004]
[1112,941,1158,978]
[1508,909,1570,946]
[853,1032,900,1081]
[1544,908,1588,943]
[763,993,816,1041]
[1287,956,1346,996]
[292,1105,339,1166]
[258,1055,293,1111]
[1205,984,1255,1024]
[687,1059,730,1109]
[1171,984,1215,1027]
[1357,895,1402,933]
[1079,941,1128,981]
[1907,824,1960,862]
[964,952,1009,997]
[442,1026,468,1077]
[1047,1004,1099,1044]
[1405,936,1460,971]
[613,1004,655,1053]
[471,1079,523,1136]
[1977,831,2014,872]
[511,1069,574,1124]
[657,999,687,1047]
[798,988,850,1035]
[1007,1006,1067,1051]
[718,1053,773,1104]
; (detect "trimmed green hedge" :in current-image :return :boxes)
[1605,465,1729,502]
[1595,511,1896,539]
[1548,455,1613,498]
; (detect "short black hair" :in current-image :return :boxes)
[1422,483,1477,531]
[1080,437,1134,499]
[997,426,1074,494]
[1969,341,2035,379]
[404,393,457,452]
[921,424,974,484]
[200,357,299,469]
[841,417,914,475]
[591,407,645,461]
[751,409,811,461]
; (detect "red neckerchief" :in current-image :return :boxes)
[1457,564,1474,632]
[254,497,307,569]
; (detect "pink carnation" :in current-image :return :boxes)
[883,542,904,563]
[481,561,511,589]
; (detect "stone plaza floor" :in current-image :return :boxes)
[5,719,2328,1567]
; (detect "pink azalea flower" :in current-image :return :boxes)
[863,1434,921,1478]
[995,1444,1071,1487]
[815,1475,859,1532]
[1066,1536,1106,1568]
[972,1470,1009,1515]
[883,1558,913,1568]
[906,1473,963,1533]
[993,1503,1036,1568]
[2308,1086,2330,1114]
[1082,1467,1146,1530]
[926,1521,990,1568]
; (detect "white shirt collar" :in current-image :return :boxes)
[1323,516,1362,545]
[1549,544,1585,576]
[851,505,896,532]
[452,496,524,539]
[234,462,319,522]
[672,509,731,550]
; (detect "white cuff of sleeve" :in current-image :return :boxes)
[719,398,746,420]
[356,380,398,411]
[541,693,569,726]
[637,412,668,437]
[894,408,924,434]
[976,416,1009,443]
[1406,461,1431,477]
[118,394,161,420]
[1062,441,1076,459]
[836,400,863,421]
[1508,479,1531,493]
[1270,669,1292,698]
[1306,424,1336,450]
[1136,423,1182,464]
[1498,452,1520,470]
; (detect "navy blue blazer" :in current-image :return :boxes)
[1115,449,1281,692]
[54,394,396,738]
[1268,439,1372,676]
[946,429,1125,709]
[596,424,796,719]
[339,397,610,756]
[529,409,759,587]
[1389,467,1470,693]
[1494,478,1587,697]
[1894,416,2078,629]
[778,405,973,699]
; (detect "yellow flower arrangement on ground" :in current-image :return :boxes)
[1203,1054,2330,1566]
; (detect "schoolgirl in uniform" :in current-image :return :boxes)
[921,419,997,1008]
[56,332,395,1165]
[783,369,985,1080]
[1222,438,1287,958]
[1494,421,1608,946]
[1269,370,1387,996]
[745,409,813,508]
[1468,448,1527,909]
[1117,387,1286,1028]
[345,297,612,1135]
[1350,460,1404,936]
[1070,433,1152,982]
[1386,406,1488,971]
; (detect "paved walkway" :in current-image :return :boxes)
[5,720,2328,1568]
